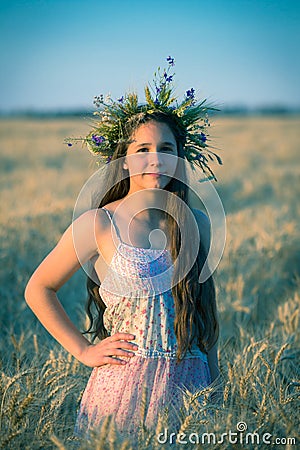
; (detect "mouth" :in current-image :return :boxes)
[144,172,165,176]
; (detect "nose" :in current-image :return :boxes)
[148,150,163,167]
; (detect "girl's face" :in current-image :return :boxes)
[124,121,178,193]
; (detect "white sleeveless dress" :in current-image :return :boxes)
[74,207,212,438]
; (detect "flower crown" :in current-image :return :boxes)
[65,56,222,181]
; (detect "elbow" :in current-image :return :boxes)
[24,274,43,307]
[24,277,35,306]
[24,274,57,307]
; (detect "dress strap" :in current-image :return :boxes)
[101,207,122,243]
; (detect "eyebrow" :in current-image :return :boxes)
[134,141,176,148]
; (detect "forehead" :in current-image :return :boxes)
[130,121,176,144]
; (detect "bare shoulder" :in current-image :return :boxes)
[100,199,124,213]
[191,208,211,251]
[68,208,113,248]
[73,208,111,230]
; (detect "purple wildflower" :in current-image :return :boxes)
[156,87,162,94]
[186,88,195,99]
[117,96,124,103]
[200,132,207,142]
[163,71,173,83]
[106,155,112,164]
[91,135,105,146]
[166,56,175,66]
[67,143,73,147]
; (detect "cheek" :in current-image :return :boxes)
[170,159,178,172]
[127,159,146,176]
[164,155,178,176]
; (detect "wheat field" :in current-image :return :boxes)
[0,116,299,449]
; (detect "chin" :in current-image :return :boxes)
[148,181,168,189]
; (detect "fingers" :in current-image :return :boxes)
[102,356,128,366]
[101,350,136,366]
[109,332,136,342]
[101,345,137,359]
[109,341,138,352]
[105,333,139,352]
[92,333,139,367]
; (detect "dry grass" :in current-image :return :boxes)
[0,116,299,449]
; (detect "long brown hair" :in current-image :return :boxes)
[84,111,219,360]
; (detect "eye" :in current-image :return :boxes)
[137,147,149,153]
[160,146,174,152]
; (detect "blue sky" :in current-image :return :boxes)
[0,0,299,112]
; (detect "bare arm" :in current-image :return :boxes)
[24,209,137,367]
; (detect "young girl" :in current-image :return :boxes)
[24,58,223,440]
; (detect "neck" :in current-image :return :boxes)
[122,189,168,222]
